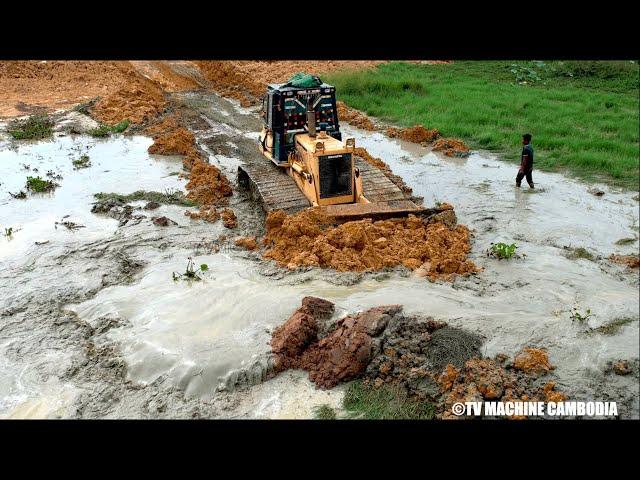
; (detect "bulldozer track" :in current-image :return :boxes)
[237,155,408,215]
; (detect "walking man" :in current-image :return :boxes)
[516,133,534,188]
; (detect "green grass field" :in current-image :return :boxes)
[325,61,639,189]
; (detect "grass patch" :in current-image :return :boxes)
[88,119,130,137]
[564,246,595,261]
[72,154,92,169]
[8,114,54,140]
[94,189,196,207]
[615,237,637,246]
[313,404,337,420]
[590,317,635,335]
[325,61,639,190]
[25,175,58,193]
[342,380,435,420]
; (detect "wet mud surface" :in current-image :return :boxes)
[1,89,638,419]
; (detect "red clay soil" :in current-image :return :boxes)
[432,138,471,157]
[262,207,477,280]
[145,113,234,226]
[608,254,640,269]
[271,297,399,388]
[235,236,258,251]
[387,125,440,144]
[270,297,567,417]
[440,352,567,419]
[196,62,384,107]
[513,347,555,375]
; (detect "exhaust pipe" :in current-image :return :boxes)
[306,98,316,138]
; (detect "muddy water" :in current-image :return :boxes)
[1,94,638,418]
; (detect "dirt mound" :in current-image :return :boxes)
[235,236,258,251]
[609,254,640,269]
[0,61,132,118]
[269,298,565,417]
[262,208,478,280]
[196,62,383,107]
[336,101,377,130]
[145,112,234,225]
[271,296,335,371]
[220,209,237,229]
[440,352,567,419]
[387,125,440,144]
[513,347,555,375]
[432,138,471,157]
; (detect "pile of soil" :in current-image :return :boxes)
[0,61,130,118]
[609,254,640,269]
[432,138,471,158]
[90,65,166,125]
[130,61,201,93]
[196,62,383,107]
[144,113,234,225]
[440,353,567,419]
[270,297,566,418]
[262,206,478,280]
[387,125,440,144]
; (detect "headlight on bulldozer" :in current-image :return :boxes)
[345,137,355,149]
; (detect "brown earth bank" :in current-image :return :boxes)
[608,254,640,269]
[195,61,384,107]
[270,297,566,419]
[261,206,477,280]
[0,61,166,124]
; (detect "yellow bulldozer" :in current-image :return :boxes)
[238,73,427,221]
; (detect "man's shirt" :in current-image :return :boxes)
[520,144,534,171]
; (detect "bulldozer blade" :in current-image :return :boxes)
[319,200,438,223]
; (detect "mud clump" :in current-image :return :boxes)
[608,254,640,269]
[269,298,566,418]
[513,347,555,375]
[220,209,237,229]
[270,296,335,371]
[387,125,440,144]
[145,113,234,225]
[185,160,233,207]
[235,236,258,251]
[262,208,477,281]
[432,138,471,158]
[152,216,177,227]
[440,353,567,419]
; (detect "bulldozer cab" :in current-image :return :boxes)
[260,81,342,164]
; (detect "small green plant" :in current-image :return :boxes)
[25,175,58,193]
[313,404,337,420]
[8,114,54,140]
[88,119,130,137]
[72,154,92,169]
[570,306,593,323]
[4,227,13,237]
[487,242,519,260]
[173,257,208,282]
